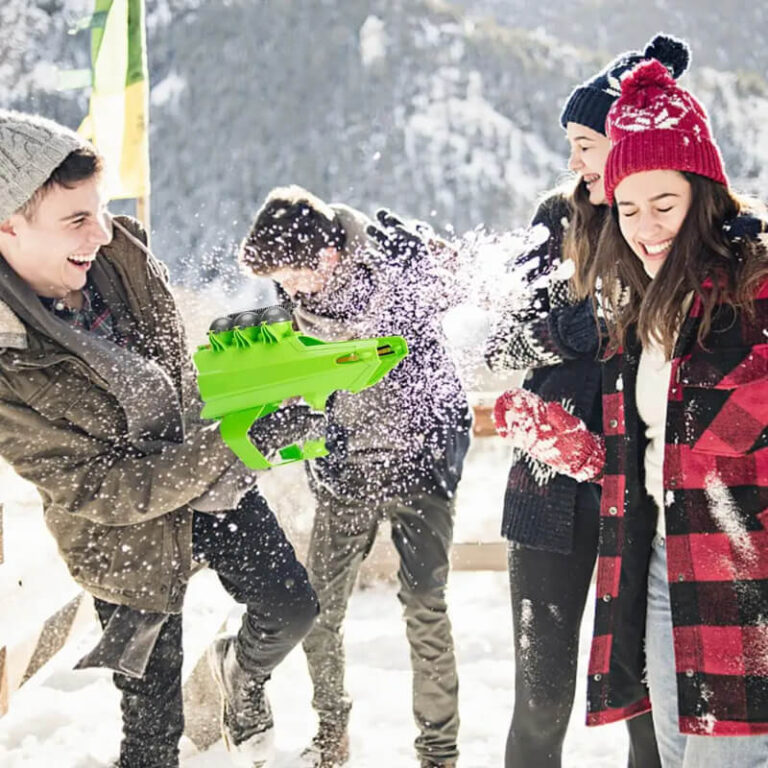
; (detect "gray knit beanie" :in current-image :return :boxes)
[0,109,88,221]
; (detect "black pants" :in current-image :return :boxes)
[505,501,660,768]
[95,489,318,768]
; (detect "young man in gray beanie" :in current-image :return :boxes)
[0,109,318,768]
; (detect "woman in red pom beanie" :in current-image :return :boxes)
[603,59,728,208]
[589,60,768,766]
[495,57,768,767]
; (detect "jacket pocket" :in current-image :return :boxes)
[681,344,768,456]
[27,367,93,421]
[45,509,112,584]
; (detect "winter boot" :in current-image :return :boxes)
[109,760,179,768]
[208,635,275,767]
[299,720,350,767]
[110,762,178,768]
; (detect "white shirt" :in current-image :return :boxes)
[636,340,672,539]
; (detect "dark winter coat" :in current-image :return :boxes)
[0,217,240,613]
[485,193,602,553]
[589,266,768,736]
[288,204,471,502]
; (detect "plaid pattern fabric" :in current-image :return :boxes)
[40,282,126,346]
[588,277,768,736]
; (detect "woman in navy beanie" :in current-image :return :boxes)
[485,33,688,768]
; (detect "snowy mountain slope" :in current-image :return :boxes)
[2,1,766,288]
[454,0,768,76]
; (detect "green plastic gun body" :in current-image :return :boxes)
[194,308,408,470]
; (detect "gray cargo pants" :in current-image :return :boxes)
[302,485,459,762]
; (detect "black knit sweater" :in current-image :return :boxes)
[485,193,603,554]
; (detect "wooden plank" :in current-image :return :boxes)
[0,646,7,717]
[2,591,96,709]
[21,593,86,686]
[452,541,506,571]
[471,403,498,438]
[359,537,506,582]
[179,576,236,753]
[182,620,227,752]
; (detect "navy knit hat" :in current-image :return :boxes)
[559,34,690,135]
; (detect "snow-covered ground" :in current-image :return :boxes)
[0,439,627,767]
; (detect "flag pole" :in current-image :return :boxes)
[136,192,150,234]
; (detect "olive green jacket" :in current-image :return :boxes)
[0,216,240,612]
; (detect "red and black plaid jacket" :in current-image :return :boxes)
[588,276,768,736]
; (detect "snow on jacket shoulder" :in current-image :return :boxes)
[589,253,768,735]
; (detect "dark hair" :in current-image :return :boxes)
[20,147,103,219]
[562,177,609,298]
[240,187,346,275]
[590,173,768,358]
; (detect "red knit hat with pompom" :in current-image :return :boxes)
[603,58,728,205]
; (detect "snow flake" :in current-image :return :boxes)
[359,15,387,68]
[518,598,533,655]
[605,73,622,98]
[697,713,717,735]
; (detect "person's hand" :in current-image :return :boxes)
[366,209,435,267]
[549,298,604,358]
[493,388,605,482]
[249,404,326,459]
[722,213,766,244]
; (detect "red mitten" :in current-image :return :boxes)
[494,388,605,482]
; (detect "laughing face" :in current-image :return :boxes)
[0,175,112,301]
[566,122,612,205]
[267,247,340,298]
[613,169,692,277]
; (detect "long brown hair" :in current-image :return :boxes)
[591,173,768,358]
[562,177,609,298]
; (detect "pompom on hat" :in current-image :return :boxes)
[559,33,691,136]
[0,109,89,222]
[603,59,729,205]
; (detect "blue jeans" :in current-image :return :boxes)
[645,537,768,768]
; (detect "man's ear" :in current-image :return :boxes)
[0,218,17,237]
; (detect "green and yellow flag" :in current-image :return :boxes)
[78,0,149,200]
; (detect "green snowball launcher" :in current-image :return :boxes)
[194,311,408,470]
